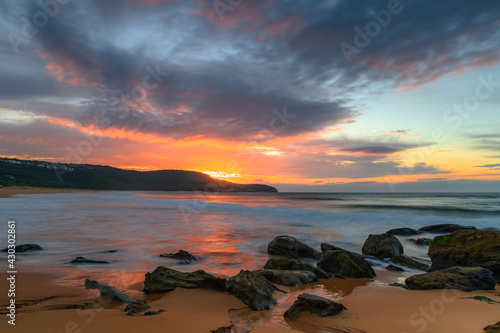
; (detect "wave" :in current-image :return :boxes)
[338,204,500,215]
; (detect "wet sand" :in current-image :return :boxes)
[0,267,499,332]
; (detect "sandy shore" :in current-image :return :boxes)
[0,267,499,333]
[0,187,104,196]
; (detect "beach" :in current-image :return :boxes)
[1,190,499,332]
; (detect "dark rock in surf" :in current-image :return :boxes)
[255,269,317,286]
[418,224,476,233]
[318,250,376,279]
[264,257,329,279]
[405,266,495,292]
[387,228,419,236]
[71,257,109,264]
[409,238,432,246]
[386,264,405,272]
[143,266,226,294]
[268,235,321,260]
[2,244,43,253]
[226,270,278,311]
[320,243,345,254]
[85,279,135,303]
[284,293,346,321]
[391,254,431,272]
[362,234,404,258]
[124,300,151,315]
[159,250,198,264]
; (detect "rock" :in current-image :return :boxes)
[256,269,317,286]
[405,266,495,292]
[2,244,43,253]
[418,224,476,233]
[320,243,345,254]
[387,228,419,236]
[484,321,500,333]
[159,250,198,264]
[267,235,321,260]
[318,250,376,279]
[143,266,226,294]
[210,326,232,333]
[71,257,109,264]
[389,283,408,289]
[284,293,346,321]
[391,254,431,271]
[361,234,404,258]
[409,238,432,246]
[85,279,135,303]
[144,309,165,316]
[428,230,500,278]
[264,257,329,279]
[386,264,405,272]
[124,300,150,315]
[226,270,278,311]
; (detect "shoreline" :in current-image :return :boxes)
[0,187,105,197]
[1,266,499,332]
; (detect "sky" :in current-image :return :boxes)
[0,0,499,192]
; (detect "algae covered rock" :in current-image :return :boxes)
[428,229,500,278]
[124,300,151,315]
[284,293,346,321]
[85,279,135,303]
[405,266,495,292]
[387,228,419,236]
[226,270,278,311]
[143,266,226,294]
[256,269,317,286]
[267,235,321,260]
[419,224,476,233]
[318,250,376,278]
[264,257,329,279]
[362,234,403,258]
[391,254,431,272]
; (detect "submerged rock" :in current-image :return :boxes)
[405,266,495,292]
[85,279,135,303]
[143,266,226,294]
[144,309,165,316]
[386,264,405,272]
[2,244,43,253]
[159,250,198,264]
[226,270,278,311]
[391,254,431,272]
[284,293,346,321]
[409,238,432,246]
[72,257,109,264]
[264,257,329,279]
[428,230,500,279]
[124,300,150,315]
[267,235,321,260]
[256,269,317,286]
[362,234,403,258]
[418,224,476,233]
[318,250,376,279]
[387,228,419,236]
[320,243,345,254]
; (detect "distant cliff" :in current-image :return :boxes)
[0,158,278,193]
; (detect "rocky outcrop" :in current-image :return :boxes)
[2,244,43,252]
[267,235,321,260]
[264,258,329,279]
[226,270,278,311]
[318,250,376,278]
[405,267,495,292]
[124,300,150,315]
[387,228,419,236]
[85,279,135,303]
[362,234,403,258]
[391,254,431,272]
[419,224,476,233]
[386,264,404,272]
[256,269,317,286]
[159,250,198,264]
[143,266,226,294]
[284,293,346,321]
[428,229,500,278]
[409,238,432,245]
[320,243,345,254]
[72,257,109,264]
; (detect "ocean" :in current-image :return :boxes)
[1,191,499,280]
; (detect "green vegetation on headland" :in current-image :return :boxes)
[0,157,278,192]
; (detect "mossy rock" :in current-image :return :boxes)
[362,234,404,258]
[268,235,322,260]
[226,270,278,311]
[428,230,500,278]
[264,257,329,279]
[318,250,376,279]
[484,321,500,333]
[255,269,317,286]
